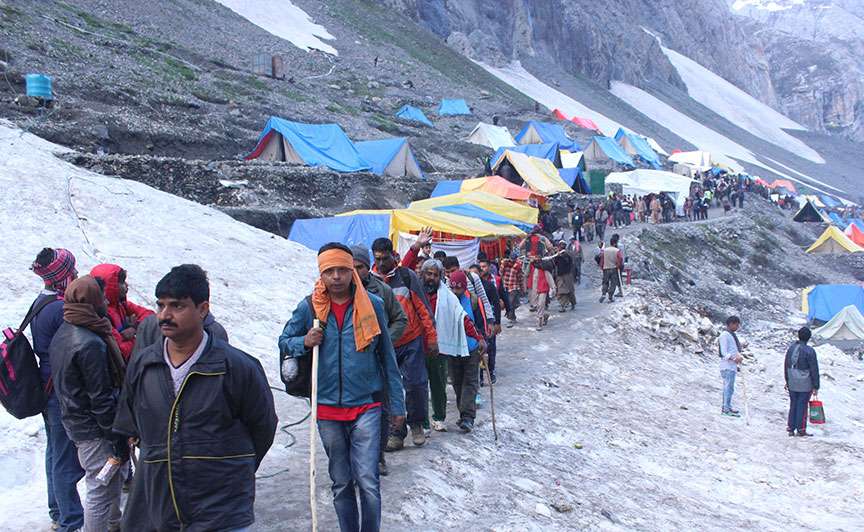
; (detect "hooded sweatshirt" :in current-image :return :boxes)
[90,264,154,360]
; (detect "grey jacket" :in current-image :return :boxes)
[132,312,228,359]
[364,273,408,343]
[784,341,820,391]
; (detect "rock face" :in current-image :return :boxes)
[380,0,778,105]
[729,0,864,142]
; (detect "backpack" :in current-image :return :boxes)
[1,298,55,419]
[787,344,812,393]
[280,296,386,399]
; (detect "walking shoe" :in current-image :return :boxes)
[598,296,605,303]
[411,426,426,447]
[506,321,515,328]
[721,410,741,417]
[559,307,567,313]
[431,420,447,432]
[385,435,404,452]
[379,457,389,476]
[458,418,474,433]
[542,315,549,326]
[787,430,795,437]
[476,393,483,408]
[490,372,497,385]
[796,431,814,437]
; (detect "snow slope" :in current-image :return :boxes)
[477,61,623,136]
[0,122,317,529]
[654,38,825,164]
[214,0,337,55]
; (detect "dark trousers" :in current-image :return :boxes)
[390,336,428,438]
[601,269,620,299]
[505,289,520,320]
[787,391,810,432]
[43,395,85,531]
[447,350,481,421]
[426,356,448,423]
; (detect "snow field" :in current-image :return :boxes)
[214,0,337,55]
[0,122,318,529]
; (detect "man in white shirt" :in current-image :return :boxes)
[718,316,744,417]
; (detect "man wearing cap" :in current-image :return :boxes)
[280,243,405,532]
[446,270,487,433]
[29,247,85,532]
[351,244,407,476]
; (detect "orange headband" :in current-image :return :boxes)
[318,249,354,274]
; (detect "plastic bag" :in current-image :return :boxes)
[808,400,826,425]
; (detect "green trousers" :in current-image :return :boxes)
[426,355,449,424]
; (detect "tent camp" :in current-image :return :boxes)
[813,305,864,342]
[617,132,661,168]
[410,191,539,227]
[805,226,863,254]
[289,212,391,252]
[355,138,423,178]
[245,117,370,172]
[466,122,515,150]
[604,170,694,215]
[793,201,827,223]
[339,208,523,246]
[438,99,471,116]
[846,223,864,246]
[492,150,573,195]
[515,121,579,151]
[583,136,635,168]
[820,195,841,208]
[395,105,433,127]
[429,176,546,204]
[804,285,864,323]
[668,151,712,170]
[491,143,560,166]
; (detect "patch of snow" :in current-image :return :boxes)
[214,0,337,55]
[476,61,623,136]
[653,39,825,164]
[732,0,806,11]
[609,81,850,199]
[0,121,317,529]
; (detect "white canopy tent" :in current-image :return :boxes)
[605,169,696,216]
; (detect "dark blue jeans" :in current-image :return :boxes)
[788,391,810,432]
[43,395,85,531]
[391,336,428,438]
[318,407,382,532]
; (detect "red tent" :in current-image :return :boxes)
[571,116,600,131]
[767,179,798,193]
[845,224,864,246]
[552,108,569,121]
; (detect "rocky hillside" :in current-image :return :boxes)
[729,0,864,142]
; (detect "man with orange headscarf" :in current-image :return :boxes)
[279,243,405,532]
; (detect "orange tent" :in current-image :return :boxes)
[845,223,864,246]
[571,116,600,131]
[767,179,798,193]
[459,176,547,204]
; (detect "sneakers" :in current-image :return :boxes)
[796,431,814,437]
[721,410,741,417]
[457,418,474,433]
[490,372,497,385]
[431,420,447,432]
[410,425,426,447]
[379,457,389,476]
[385,435,404,452]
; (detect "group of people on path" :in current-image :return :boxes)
[25,247,275,532]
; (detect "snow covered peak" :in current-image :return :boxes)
[214,0,337,55]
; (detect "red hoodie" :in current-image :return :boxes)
[90,264,154,360]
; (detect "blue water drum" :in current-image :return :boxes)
[25,74,53,100]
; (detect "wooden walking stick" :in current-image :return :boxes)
[739,364,751,426]
[309,319,321,532]
[481,359,498,441]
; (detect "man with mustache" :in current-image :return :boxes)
[113,264,276,531]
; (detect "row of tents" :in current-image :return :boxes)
[793,200,864,254]
[801,285,864,343]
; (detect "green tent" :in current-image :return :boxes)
[588,170,608,196]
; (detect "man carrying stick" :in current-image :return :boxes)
[279,243,405,532]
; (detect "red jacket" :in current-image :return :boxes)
[90,264,154,360]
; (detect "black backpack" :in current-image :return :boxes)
[1,298,55,419]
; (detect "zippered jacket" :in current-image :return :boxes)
[278,293,406,416]
[113,335,277,531]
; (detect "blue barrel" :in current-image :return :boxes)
[25,74,53,100]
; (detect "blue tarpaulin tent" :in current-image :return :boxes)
[245,117,370,173]
[558,168,591,194]
[807,285,864,322]
[828,212,847,228]
[355,138,423,178]
[491,142,560,166]
[515,121,579,151]
[585,136,635,167]
[433,204,533,231]
[430,180,463,198]
[438,99,471,116]
[820,195,841,208]
[395,105,434,127]
[613,127,627,141]
[618,133,661,169]
[289,213,391,252]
